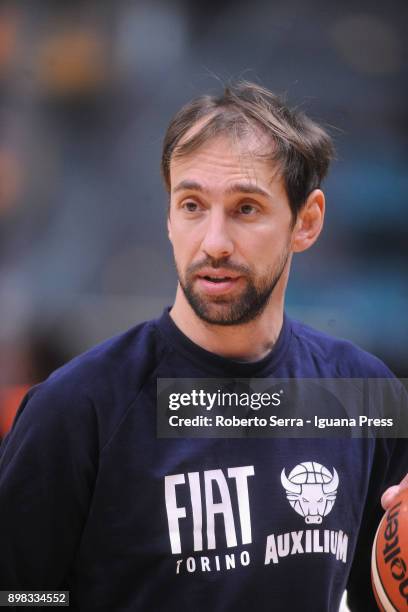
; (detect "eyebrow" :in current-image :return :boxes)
[172,179,271,199]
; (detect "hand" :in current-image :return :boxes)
[381,473,408,510]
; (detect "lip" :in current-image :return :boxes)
[195,275,242,295]
[196,268,241,280]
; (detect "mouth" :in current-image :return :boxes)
[195,273,242,295]
[201,275,235,283]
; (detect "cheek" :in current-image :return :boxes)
[241,233,291,273]
[242,230,285,257]
[171,222,203,251]
[170,230,198,266]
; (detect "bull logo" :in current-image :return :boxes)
[281,461,339,525]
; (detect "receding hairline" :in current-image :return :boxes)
[167,114,284,190]
[161,81,335,216]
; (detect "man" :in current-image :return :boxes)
[0,82,406,611]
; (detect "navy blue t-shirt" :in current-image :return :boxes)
[0,309,406,611]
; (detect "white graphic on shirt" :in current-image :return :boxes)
[165,465,255,554]
[164,461,348,573]
[280,461,338,524]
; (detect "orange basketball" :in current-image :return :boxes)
[371,489,408,611]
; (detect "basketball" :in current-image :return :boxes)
[371,489,408,611]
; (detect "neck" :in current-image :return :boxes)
[169,275,288,362]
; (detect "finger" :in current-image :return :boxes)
[381,485,400,510]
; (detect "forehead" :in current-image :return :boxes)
[170,132,281,192]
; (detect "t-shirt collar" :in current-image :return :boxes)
[156,307,293,376]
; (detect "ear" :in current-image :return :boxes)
[291,189,325,253]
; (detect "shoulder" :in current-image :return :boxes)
[47,317,163,393]
[8,317,167,448]
[289,318,393,378]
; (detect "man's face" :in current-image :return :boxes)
[167,134,294,326]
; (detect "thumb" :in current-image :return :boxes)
[381,485,401,511]
[381,473,408,510]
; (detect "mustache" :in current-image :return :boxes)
[186,256,251,276]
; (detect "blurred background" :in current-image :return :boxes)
[0,0,407,436]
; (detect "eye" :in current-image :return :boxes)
[182,200,200,212]
[238,203,258,216]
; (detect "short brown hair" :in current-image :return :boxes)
[161,81,334,217]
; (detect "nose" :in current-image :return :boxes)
[200,209,234,260]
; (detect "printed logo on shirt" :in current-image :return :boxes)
[165,465,254,574]
[164,461,349,575]
[280,461,338,524]
[264,460,347,566]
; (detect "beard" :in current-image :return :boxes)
[176,248,290,326]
